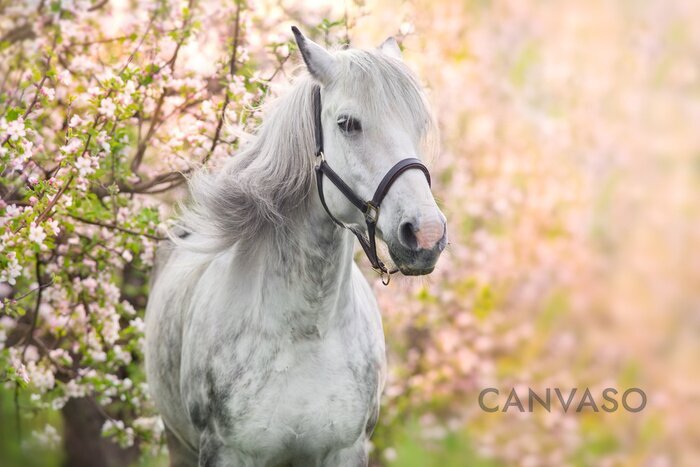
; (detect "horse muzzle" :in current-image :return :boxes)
[389,217,447,276]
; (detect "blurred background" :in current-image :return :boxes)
[1,0,699,465]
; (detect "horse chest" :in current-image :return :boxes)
[221,331,380,453]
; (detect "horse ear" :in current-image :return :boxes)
[378,37,402,60]
[291,26,336,84]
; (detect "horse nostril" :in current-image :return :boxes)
[399,221,418,250]
[398,218,447,251]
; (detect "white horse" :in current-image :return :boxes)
[145,27,447,467]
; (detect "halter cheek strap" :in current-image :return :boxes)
[312,86,431,285]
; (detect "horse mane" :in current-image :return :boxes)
[173,49,435,255]
[173,75,318,253]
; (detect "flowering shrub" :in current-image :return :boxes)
[0,0,349,458]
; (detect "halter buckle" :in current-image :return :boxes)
[365,202,379,224]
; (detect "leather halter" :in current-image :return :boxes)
[312,86,431,285]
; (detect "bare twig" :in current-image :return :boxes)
[0,24,35,44]
[87,0,109,12]
[138,177,188,194]
[21,255,43,360]
[33,174,74,226]
[130,92,165,171]
[130,0,196,172]
[265,53,292,83]
[165,0,196,70]
[9,278,54,303]
[90,168,190,197]
[118,7,158,76]
[204,0,242,164]
[67,34,134,47]
[68,214,165,241]
[66,27,180,48]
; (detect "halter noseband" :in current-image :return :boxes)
[312,86,431,285]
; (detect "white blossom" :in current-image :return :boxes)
[75,155,95,176]
[28,224,47,246]
[32,424,61,448]
[0,252,21,285]
[98,97,116,118]
[4,118,26,141]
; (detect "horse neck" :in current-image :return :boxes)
[262,192,357,329]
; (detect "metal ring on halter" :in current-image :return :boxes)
[380,270,391,285]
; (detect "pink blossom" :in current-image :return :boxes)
[68,115,83,127]
[81,277,98,293]
[46,219,60,235]
[60,137,82,154]
[39,87,55,101]
[57,69,72,85]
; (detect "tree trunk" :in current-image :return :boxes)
[62,397,139,467]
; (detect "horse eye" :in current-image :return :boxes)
[337,115,362,133]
